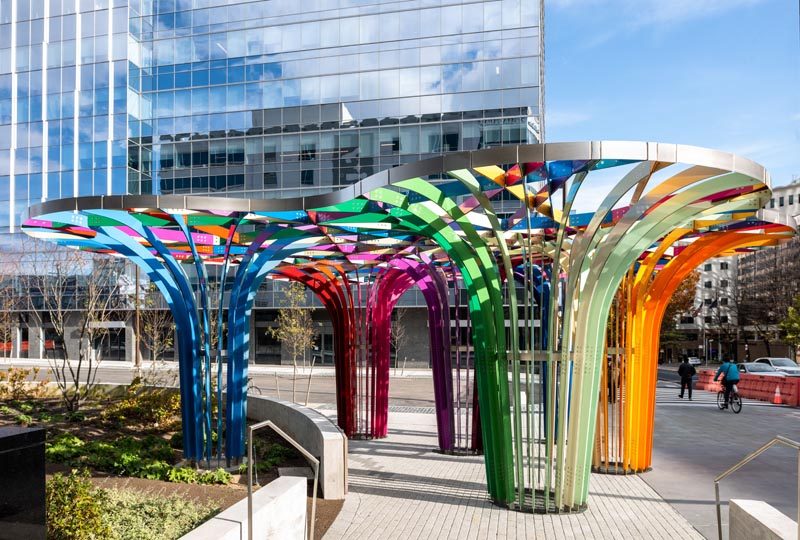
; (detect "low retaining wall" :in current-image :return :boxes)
[181,476,306,540]
[247,395,347,500]
[696,370,800,407]
[729,499,798,540]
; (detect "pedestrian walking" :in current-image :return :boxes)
[678,356,696,400]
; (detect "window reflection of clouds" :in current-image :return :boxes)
[0,0,540,221]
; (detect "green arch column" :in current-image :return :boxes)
[367,180,516,504]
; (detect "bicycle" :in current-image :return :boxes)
[716,384,742,413]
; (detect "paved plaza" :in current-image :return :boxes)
[322,407,702,539]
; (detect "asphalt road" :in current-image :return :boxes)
[644,365,800,539]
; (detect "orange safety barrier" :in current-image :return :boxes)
[695,369,800,407]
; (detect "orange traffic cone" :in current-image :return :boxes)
[773,385,783,405]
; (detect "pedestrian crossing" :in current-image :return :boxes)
[655,381,785,408]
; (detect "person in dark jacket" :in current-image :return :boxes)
[678,357,696,399]
[714,358,740,409]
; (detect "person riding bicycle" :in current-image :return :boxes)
[713,357,740,409]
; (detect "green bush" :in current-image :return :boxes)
[199,468,232,485]
[14,413,34,426]
[102,488,218,540]
[66,410,86,422]
[46,472,218,540]
[168,432,183,449]
[46,471,112,540]
[46,433,231,485]
[102,384,180,428]
[166,467,232,485]
[238,441,296,474]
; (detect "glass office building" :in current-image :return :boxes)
[1,0,543,232]
[1,0,129,233]
[0,0,543,363]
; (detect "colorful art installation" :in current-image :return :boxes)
[23,141,790,512]
[593,211,797,474]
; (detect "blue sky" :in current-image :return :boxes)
[544,0,800,187]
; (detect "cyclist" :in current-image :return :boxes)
[713,357,740,409]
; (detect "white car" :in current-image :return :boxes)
[687,357,702,366]
[737,362,787,377]
[754,357,800,376]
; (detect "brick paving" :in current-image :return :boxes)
[323,410,703,539]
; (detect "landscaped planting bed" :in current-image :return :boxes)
[0,367,336,539]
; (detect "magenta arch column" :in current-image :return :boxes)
[369,259,455,451]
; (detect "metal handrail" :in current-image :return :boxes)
[248,420,320,540]
[714,435,800,540]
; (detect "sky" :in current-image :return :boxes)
[544,0,800,187]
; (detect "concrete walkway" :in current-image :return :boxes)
[322,409,703,539]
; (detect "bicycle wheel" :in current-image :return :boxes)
[717,391,726,410]
[730,394,742,414]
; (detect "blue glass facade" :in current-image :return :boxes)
[1,0,543,229]
[129,0,543,198]
[0,0,130,233]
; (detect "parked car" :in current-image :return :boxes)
[687,356,702,366]
[737,362,787,377]
[754,357,800,376]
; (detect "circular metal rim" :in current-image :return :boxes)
[25,140,771,220]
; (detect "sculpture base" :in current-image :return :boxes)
[494,488,588,514]
[592,462,652,475]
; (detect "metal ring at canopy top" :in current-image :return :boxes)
[24,140,771,220]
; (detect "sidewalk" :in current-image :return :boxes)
[320,408,703,540]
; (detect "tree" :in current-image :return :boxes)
[0,255,19,358]
[779,294,800,359]
[27,245,128,411]
[266,281,317,402]
[659,271,701,358]
[136,282,175,385]
[737,236,800,356]
[391,308,410,374]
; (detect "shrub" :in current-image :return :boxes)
[199,468,232,485]
[168,432,183,449]
[46,433,230,485]
[14,413,34,426]
[102,384,180,428]
[66,410,86,422]
[0,367,48,400]
[167,467,232,485]
[47,472,218,540]
[103,488,218,540]
[46,471,112,540]
[237,441,296,474]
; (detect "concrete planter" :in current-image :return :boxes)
[180,476,307,540]
[246,395,348,500]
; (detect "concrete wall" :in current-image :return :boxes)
[247,395,347,500]
[730,499,797,540]
[180,476,306,540]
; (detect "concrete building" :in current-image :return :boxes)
[674,256,739,362]
[0,0,545,367]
